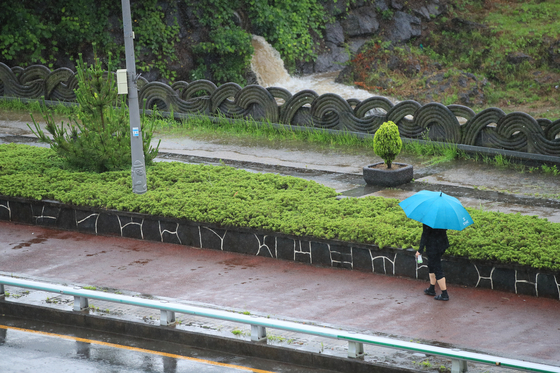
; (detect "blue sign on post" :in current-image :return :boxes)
[132,127,139,137]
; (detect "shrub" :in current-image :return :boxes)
[373,121,402,168]
[28,55,159,172]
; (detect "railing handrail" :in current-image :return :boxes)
[1,275,559,373]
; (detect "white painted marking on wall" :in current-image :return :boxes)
[474,265,495,289]
[371,253,397,275]
[202,226,227,251]
[117,215,144,239]
[76,212,100,234]
[33,206,58,224]
[0,201,12,220]
[254,234,273,257]
[159,221,181,244]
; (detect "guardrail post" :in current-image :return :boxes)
[0,284,4,299]
[251,325,267,342]
[73,296,88,311]
[348,341,364,359]
[452,359,468,373]
[160,310,176,326]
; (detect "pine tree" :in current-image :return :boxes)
[29,54,159,172]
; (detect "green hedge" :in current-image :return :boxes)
[1,144,559,271]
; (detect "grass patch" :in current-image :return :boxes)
[1,143,560,271]
[0,98,78,117]
[154,111,372,152]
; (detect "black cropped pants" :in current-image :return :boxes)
[427,249,445,280]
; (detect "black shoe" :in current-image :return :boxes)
[434,294,449,301]
[424,288,436,296]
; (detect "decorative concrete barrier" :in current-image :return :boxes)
[1,195,558,300]
[2,62,560,158]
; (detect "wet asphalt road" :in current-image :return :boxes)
[0,317,334,373]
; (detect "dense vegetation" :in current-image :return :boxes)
[190,0,325,83]
[0,0,181,81]
[1,143,559,271]
[0,0,326,84]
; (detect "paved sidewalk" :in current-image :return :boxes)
[1,221,559,373]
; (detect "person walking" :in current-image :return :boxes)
[415,223,450,301]
[399,190,473,301]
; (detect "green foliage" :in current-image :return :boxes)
[0,1,117,68]
[132,0,181,82]
[192,0,326,82]
[347,0,559,110]
[246,0,325,65]
[541,164,560,176]
[0,1,180,82]
[163,114,371,150]
[373,121,402,168]
[0,98,78,117]
[190,0,253,84]
[381,9,394,20]
[27,55,159,172]
[192,26,254,84]
[425,0,560,104]
[1,143,560,270]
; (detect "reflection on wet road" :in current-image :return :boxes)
[0,321,331,373]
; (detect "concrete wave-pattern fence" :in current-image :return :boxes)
[2,62,560,157]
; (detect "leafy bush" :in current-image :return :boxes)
[192,0,326,82]
[27,55,159,172]
[0,1,116,68]
[373,121,402,168]
[0,1,180,82]
[191,26,254,84]
[1,144,559,271]
[246,0,325,66]
[133,0,180,82]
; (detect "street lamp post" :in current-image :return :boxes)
[121,0,147,194]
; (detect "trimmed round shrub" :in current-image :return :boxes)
[373,121,402,168]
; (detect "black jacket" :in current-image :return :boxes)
[418,224,449,255]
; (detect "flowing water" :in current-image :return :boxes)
[250,35,396,103]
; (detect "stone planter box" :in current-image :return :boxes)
[1,195,559,300]
[363,162,413,187]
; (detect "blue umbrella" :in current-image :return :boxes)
[399,190,473,231]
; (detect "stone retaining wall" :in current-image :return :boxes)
[1,195,559,300]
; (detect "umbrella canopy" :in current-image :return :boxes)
[399,190,473,231]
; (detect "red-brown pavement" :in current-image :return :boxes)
[1,221,559,366]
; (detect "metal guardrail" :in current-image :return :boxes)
[1,275,559,373]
